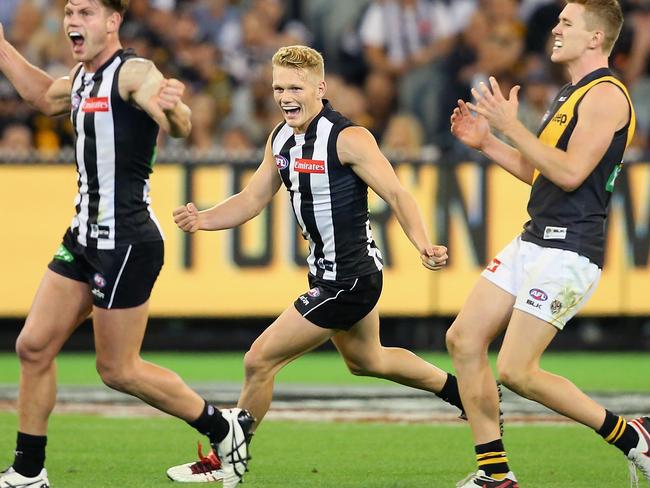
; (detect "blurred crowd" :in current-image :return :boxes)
[1,0,650,162]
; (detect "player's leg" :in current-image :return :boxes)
[331,307,463,412]
[446,277,516,486]
[238,305,335,425]
[2,269,92,485]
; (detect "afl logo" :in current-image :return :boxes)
[307,287,321,298]
[275,154,289,170]
[93,273,107,289]
[529,288,548,301]
[71,93,81,111]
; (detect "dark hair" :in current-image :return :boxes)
[100,0,129,15]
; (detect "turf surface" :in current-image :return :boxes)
[0,413,635,487]
[0,351,649,391]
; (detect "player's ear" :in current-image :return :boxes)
[107,11,122,34]
[317,80,327,99]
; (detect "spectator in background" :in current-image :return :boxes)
[358,0,477,143]
[0,122,32,159]
[381,112,427,160]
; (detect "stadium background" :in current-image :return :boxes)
[0,1,649,486]
[1,0,650,351]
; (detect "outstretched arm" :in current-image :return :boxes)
[0,23,72,116]
[120,58,192,138]
[469,76,630,191]
[174,134,282,232]
[337,126,447,271]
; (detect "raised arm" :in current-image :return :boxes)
[173,133,283,233]
[337,126,447,271]
[469,77,630,191]
[451,99,535,185]
[119,58,191,138]
[0,23,72,116]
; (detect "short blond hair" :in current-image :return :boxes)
[272,45,325,79]
[566,0,623,54]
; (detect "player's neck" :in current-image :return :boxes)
[565,53,609,84]
[83,38,122,73]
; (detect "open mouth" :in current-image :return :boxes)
[282,106,301,117]
[68,31,85,50]
[553,39,563,50]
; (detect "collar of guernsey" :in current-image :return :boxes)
[532,68,636,183]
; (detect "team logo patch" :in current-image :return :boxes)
[316,258,334,271]
[93,273,107,289]
[82,97,110,113]
[274,154,289,170]
[529,288,548,301]
[307,287,321,298]
[71,93,81,111]
[550,299,562,315]
[485,258,501,273]
[294,158,325,174]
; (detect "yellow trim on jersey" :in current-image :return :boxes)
[532,75,636,182]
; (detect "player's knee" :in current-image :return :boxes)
[344,355,382,377]
[496,362,529,396]
[15,333,53,367]
[445,324,478,357]
[243,347,272,379]
[96,360,133,392]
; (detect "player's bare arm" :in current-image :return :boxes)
[337,126,447,271]
[451,99,535,185]
[0,22,73,116]
[120,58,191,138]
[174,133,283,233]
[470,76,629,191]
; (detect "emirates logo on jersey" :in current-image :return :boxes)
[294,158,325,174]
[82,97,110,112]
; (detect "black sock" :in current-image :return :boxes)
[435,373,464,412]
[13,432,46,478]
[475,438,510,479]
[187,401,230,444]
[597,409,639,455]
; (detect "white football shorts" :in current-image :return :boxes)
[481,235,601,330]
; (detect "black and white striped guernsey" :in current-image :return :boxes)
[271,100,383,281]
[69,48,163,250]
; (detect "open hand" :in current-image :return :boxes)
[450,99,490,150]
[467,76,520,134]
[173,202,200,233]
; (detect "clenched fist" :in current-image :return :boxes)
[420,245,448,271]
[157,78,185,112]
[173,202,200,233]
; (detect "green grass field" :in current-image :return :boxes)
[0,351,648,486]
[1,351,648,390]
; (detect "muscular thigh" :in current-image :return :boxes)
[19,269,92,354]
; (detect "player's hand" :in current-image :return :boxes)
[157,78,185,112]
[173,202,200,233]
[421,245,448,271]
[450,99,490,150]
[467,76,520,134]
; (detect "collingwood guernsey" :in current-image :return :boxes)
[272,100,383,281]
[69,49,163,249]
